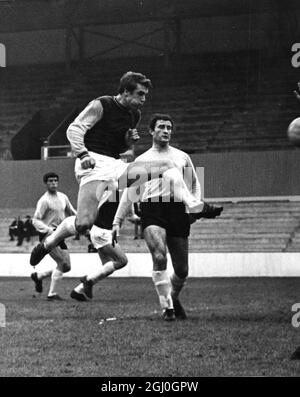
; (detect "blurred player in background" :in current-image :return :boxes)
[112,114,223,321]
[30,72,213,268]
[31,172,76,300]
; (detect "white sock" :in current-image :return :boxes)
[170,272,187,301]
[44,216,76,250]
[163,168,203,211]
[87,261,116,284]
[37,270,52,280]
[48,269,63,296]
[74,283,84,294]
[152,270,173,310]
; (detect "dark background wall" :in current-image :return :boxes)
[0,13,279,66]
[1,149,299,208]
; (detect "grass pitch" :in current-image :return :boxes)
[0,277,300,377]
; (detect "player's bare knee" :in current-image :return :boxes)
[60,262,71,273]
[75,219,91,234]
[115,255,128,269]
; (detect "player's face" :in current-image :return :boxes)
[152,120,173,144]
[46,177,58,193]
[125,83,149,109]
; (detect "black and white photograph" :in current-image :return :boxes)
[1,0,300,380]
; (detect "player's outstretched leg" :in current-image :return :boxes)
[30,180,106,267]
[124,161,223,218]
[30,216,76,267]
[71,240,128,301]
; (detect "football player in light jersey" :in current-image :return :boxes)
[30,72,215,268]
[30,172,76,300]
[112,114,223,321]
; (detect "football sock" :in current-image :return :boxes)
[152,270,173,310]
[87,261,116,284]
[170,272,187,301]
[48,269,63,296]
[37,270,52,280]
[162,168,203,211]
[44,216,76,250]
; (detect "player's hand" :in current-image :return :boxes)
[294,82,300,102]
[126,128,140,145]
[80,155,96,170]
[112,224,120,247]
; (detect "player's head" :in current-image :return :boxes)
[118,71,152,109]
[149,113,174,145]
[43,172,59,193]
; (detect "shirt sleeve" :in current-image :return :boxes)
[66,99,103,157]
[32,198,52,234]
[113,188,141,226]
[185,154,202,201]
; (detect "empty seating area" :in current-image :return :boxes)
[1,200,300,253]
[0,51,299,158]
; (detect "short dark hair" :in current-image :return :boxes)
[43,172,59,184]
[118,71,152,94]
[149,113,174,131]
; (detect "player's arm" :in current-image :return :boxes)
[112,187,140,246]
[124,112,141,148]
[67,99,103,169]
[185,155,223,221]
[32,199,53,234]
[185,154,201,201]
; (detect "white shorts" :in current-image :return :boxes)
[90,225,112,249]
[75,151,129,187]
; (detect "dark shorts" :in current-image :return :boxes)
[38,233,68,250]
[140,202,190,238]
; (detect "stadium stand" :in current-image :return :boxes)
[1,51,299,159]
[1,200,300,253]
